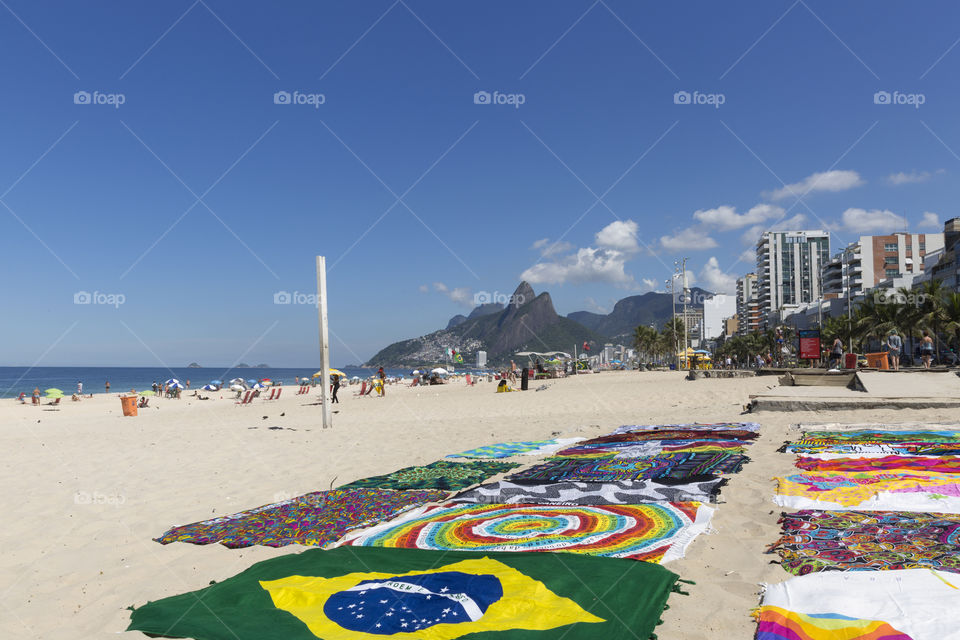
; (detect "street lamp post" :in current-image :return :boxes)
[667,275,679,371]
[680,258,689,369]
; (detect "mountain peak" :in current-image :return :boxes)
[511,281,536,308]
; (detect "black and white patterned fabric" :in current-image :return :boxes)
[449,479,725,505]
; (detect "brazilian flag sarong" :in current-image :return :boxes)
[127,546,679,639]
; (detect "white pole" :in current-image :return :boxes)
[316,256,332,429]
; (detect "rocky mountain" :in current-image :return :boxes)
[567,287,713,338]
[366,282,607,367]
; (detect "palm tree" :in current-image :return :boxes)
[941,292,960,355]
[632,325,658,364]
[661,317,685,358]
[918,279,948,353]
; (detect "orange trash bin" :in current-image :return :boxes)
[120,395,138,416]
[865,352,889,370]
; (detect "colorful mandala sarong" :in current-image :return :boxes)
[338,460,520,491]
[154,488,448,548]
[554,440,747,459]
[582,429,758,445]
[755,606,912,639]
[507,453,748,484]
[774,472,960,507]
[767,510,960,575]
[610,422,760,435]
[339,502,714,563]
[446,438,584,459]
[795,455,960,474]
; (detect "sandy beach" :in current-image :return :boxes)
[0,371,951,639]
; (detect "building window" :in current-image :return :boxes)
[884,256,898,265]
[884,243,898,251]
[920,242,926,251]
[885,269,900,278]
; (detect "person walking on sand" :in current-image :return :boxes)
[887,329,903,371]
[921,330,935,369]
[32,386,40,405]
[77,381,83,395]
[331,374,340,403]
[105,380,110,393]
[830,337,844,369]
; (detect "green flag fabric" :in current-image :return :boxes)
[128,546,678,640]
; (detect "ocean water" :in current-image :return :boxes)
[0,366,447,399]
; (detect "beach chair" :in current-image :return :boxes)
[356,381,367,396]
[409,378,419,387]
[265,388,277,401]
[274,388,282,400]
[465,374,474,386]
[235,390,252,406]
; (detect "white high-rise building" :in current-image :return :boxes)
[736,273,759,336]
[476,351,487,368]
[703,294,736,340]
[756,230,830,328]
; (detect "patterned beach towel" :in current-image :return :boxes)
[610,421,760,435]
[338,460,520,491]
[798,430,960,444]
[582,429,759,445]
[796,455,960,474]
[507,453,748,484]
[446,437,585,459]
[154,488,448,548]
[768,510,960,575]
[554,440,747,459]
[128,546,682,640]
[450,479,726,505]
[339,501,714,563]
[759,569,960,640]
[774,472,960,511]
[786,442,960,456]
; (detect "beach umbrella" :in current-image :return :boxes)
[44,388,64,396]
[411,370,420,375]
[260,378,273,386]
[167,382,184,390]
[229,377,244,385]
[246,379,257,386]
[329,369,347,378]
[251,382,265,390]
[209,380,223,385]
[229,384,245,392]
[431,367,449,375]
[202,384,217,391]
[164,378,181,387]
[139,390,155,396]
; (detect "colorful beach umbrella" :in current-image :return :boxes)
[259,379,273,386]
[164,378,180,387]
[45,389,64,398]
[139,390,155,396]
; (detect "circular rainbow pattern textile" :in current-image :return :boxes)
[342,502,710,562]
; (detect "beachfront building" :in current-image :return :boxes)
[735,274,759,336]
[476,350,487,368]
[703,294,736,340]
[755,230,830,329]
[723,316,738,339]
[924,218,960,290]
[824,231,945,298]
[674,309,704,348]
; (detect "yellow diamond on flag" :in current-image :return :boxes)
[260,557,604,639]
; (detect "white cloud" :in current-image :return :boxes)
[595,219,639,251]
[693,203,784,230]
[737,249,755,264]
[521,247,634,286]
[841,208,907,233]
[418,284,429,293]
[641,277,657,290]
[700,257,737,294]
[431,282,473,307]
[584,297,609,313]
[887,170,933,185]
[920,211,940,229]
[766,170,864,201]
[531,238,574,257]
[660,227,718,251]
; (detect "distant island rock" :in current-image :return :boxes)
[255,364,270,368]
[187,362,202,368]
[236,363,251,368]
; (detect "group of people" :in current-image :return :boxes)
[881,329,937,371]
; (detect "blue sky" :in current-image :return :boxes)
[2,1,959,367]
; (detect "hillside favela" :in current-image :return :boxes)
[6,4,960,640]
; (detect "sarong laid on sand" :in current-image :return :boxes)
[127,546,682,640]
[768,510,960,575]
[507,453,748,484]
[553,440,747,459]
[582,429,758,446]
[795,455,960,474]
[785,442,960,456]
[339,502,714,563]
[450,479,726,505]
[338,460,520,491]
[758,569,960,640]
[610,421,760,435]
[446,438,584,459]
[798,429,960,444]
[773,472,960,512]
[154,488,448,548]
